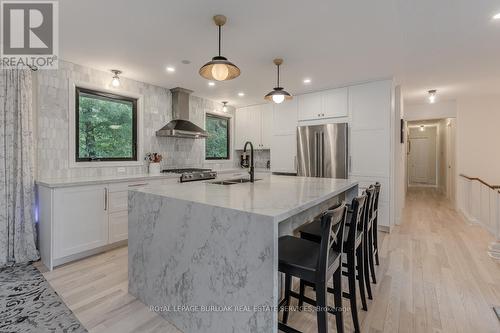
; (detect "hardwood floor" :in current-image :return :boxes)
[38,188,500,332]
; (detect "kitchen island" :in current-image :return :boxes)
[128,174,358,333]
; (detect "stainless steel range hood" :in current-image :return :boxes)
[156,87,208,138]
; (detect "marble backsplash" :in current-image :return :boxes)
[35,60,236,179]
[234,149,271,169]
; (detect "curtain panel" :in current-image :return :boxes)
[0,69,39,266]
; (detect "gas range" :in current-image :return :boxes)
[161,168,217,183]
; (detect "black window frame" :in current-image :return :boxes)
[75,87,138,162]
[205,113,230,160]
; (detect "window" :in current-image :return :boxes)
[75,87,137,162]
[205,114,230,160]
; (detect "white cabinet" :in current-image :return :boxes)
[297,88,348,121]
[273,99,298,135]
[235,104,273,149]
[297,92,322,121]
[322,88,349,118]
[271,134,297,173]
[53,185,108,258]
[109,211,128,243]
[260,104,273,149]
[38,178,174,270]
[348,80,393,229]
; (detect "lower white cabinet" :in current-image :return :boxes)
[38,178,171,270]
[53,185,108,258]
[108,211,128,243]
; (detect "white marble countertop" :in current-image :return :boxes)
[134,174,358,222]
[35,168,270,188]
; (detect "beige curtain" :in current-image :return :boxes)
[0,69,39,266]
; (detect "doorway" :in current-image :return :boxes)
[406,118,456,200]
[408,124,437,186]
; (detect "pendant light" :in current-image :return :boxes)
[110,70,122,87]
[222,101,228,112]
[199,15,240,81]
[265,58,292,104]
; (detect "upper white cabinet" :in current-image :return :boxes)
[297,92,322,120]
[273,99,298,135]
[235,104,273,149]
[297,88,348,121]
[322,88,349,118]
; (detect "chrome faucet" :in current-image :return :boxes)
[243,141,255,182]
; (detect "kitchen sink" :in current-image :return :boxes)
[208,178,261,185]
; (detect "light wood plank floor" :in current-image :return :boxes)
[37,188,500,332]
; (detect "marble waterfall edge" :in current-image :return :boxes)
[128,191,277,333]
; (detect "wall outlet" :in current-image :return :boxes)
[117,167,126,174]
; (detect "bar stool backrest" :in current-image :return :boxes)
[373,182,381,221]
[344,194,367,246]
[364,186,376,231]
[317,203,347,282]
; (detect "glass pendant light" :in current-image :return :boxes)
[199,15,240,81]
[110,70,122,87]
[265,58,292,104]
[222,101,228,112]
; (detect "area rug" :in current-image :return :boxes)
[0,263,87,333]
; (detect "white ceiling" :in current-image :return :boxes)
[59,0,500,107]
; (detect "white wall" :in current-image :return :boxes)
[457,96,500,184]
[35,60,236,179]
[405,100,457,121]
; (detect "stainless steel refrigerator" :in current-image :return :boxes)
[297,123,348,178]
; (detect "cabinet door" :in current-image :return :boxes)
[273,99,298,135]
[260,104,273,149]
[53,185,108,258]
[322,88,348,118]
[235,105,261,149]
[271,134,297,173]
[109,211,128,243]
[297,92,322,121]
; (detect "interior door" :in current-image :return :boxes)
[409,138,430,184]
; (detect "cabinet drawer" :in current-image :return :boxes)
[109,211,128,243]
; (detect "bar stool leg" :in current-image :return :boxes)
[363,239,373,300]
[333,267,344,333]
[368,230,377,284]
[282,274,292,324]
[373,221,380,265]
[298,280,305,310]
[347,252,361,333]
[316,281,328,333]
[356,246,368,311]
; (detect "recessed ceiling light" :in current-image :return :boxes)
[238,92,245,97]
[303,78,311,84]
[208,82,215,86]
[493,12,500,20]
[166,66,175,72]
[181,60,191,64]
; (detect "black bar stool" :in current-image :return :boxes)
[278,203,347,333]
[298,194,368,333]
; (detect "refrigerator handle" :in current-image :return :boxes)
[321,132,325,177]
[314,132,319,177]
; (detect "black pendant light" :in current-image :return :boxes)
[199,15,240,81]
[264,58,292,104]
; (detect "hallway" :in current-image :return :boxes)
[360,188,500,332]
[39,188,500,332]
